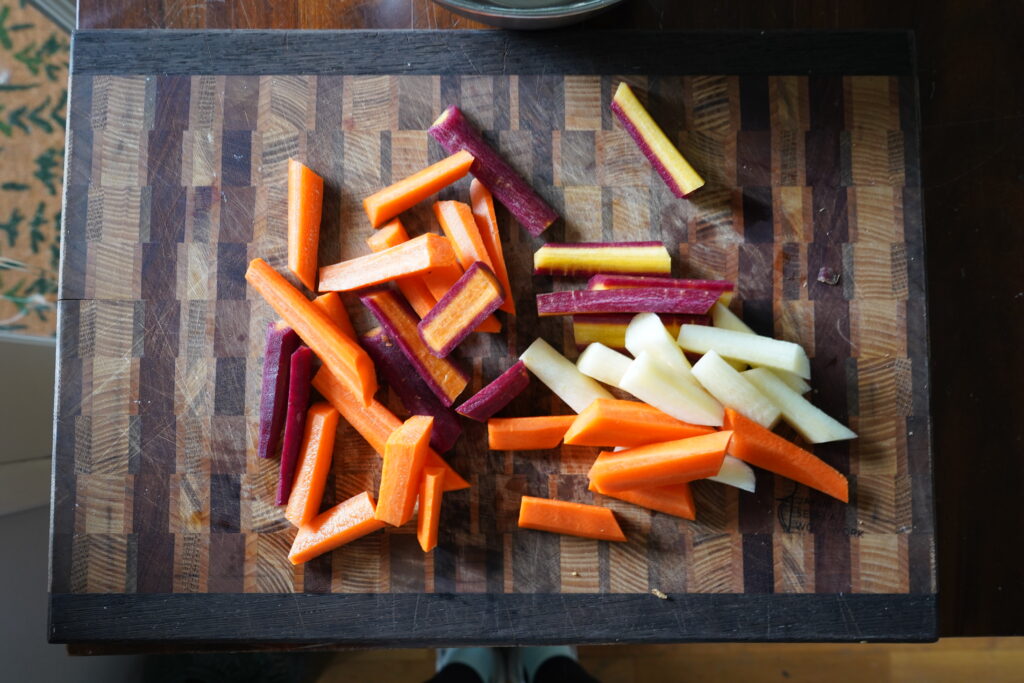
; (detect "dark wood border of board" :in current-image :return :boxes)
[50,593,937,644]
[70,30,914,76]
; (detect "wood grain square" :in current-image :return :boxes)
[849,129,905,186]
[773,532,814,593]
[172,533,208,593]
[564,76,602,131]
[553,130,596,187]
[851,534,908,593]
[169,472,211,533]
[86,416,132,476]
[597,129,651,187]
[850,299,906,358]
[343,76,395,132]
[77,474,131,534]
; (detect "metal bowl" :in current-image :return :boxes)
[432,0,626,30]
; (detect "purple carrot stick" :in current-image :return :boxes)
[456,360,530,422]
[537,288,719,317]
[277,345,313,505]
[257,321,300,459]
[586,274,734,293]
[361,328,463,453]
[418,262,506,358]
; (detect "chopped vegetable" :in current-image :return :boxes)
[588,274,733,295]
[619,351,724,426]
[256,322,300,459]
[376,415,433,527]
[519,338,614,413]
[418,262,506,357]
[312,367,470,492]
[417,467,445,552]
[361,328,462,453]
[420,263,503,334]
[487,416,576,451]
[277,346,314,505]
[610,82,705,198]
[573,313,708,350]
[587,430,732,492]
[575,342,633,387]
[625,312,692,373]
[724,408,849,503]
[742,368,857,443]
[518,495,627,542]
[563,398,714,448]
[706,455,757,493]
[319,233,458,292]
[285,403,340,527]
[434,200,494,271]
[677,324,812,379]
[365,218,408,251]
[710,303,811,393]
[429,105,557,236]
[691,350,781,428]
[287,158,324,292]
[470,179,515,314]
[361,289,469,406]
[288,491,387,565]
[456,360,530,422]
[362,149,475,228]
[533,241,671,277]
[363,219,440,319]
[537,288,718,317]
[312,292,357,341]
[589,480,696,520]
[246,258,377,405]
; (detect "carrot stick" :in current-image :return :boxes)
[587,430,732,492]
[287,159,324,292]
[433,200,494,271]
[285,403,339,527]
[588,480,696,521]
[363,150,475,228]
[723,408,849,503]
[418,262,506,357]
[376,415,433,526]
[312,366,470,492]
[311,293,357,350]
[470,179,515,314]
[517,496,627,542]
[563,398,715,448]
[487,416,576,451]
[288,491,387,565]
[417,467,445,552]
[364,219,439,318]
[246,258,376,406]
[319,233,457,292]
[421,262,502,333]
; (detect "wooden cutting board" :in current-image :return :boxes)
[50,30,935,645]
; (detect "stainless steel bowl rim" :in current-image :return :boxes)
[434,0,624,19]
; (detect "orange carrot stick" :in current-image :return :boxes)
[588,480,696,520]
[417,467,445,552]
[587,430,732,493]
[363,150,475,228]
[246,258,376,406]
[312,292,357,341]
[312,366,470,492]
[287,159,324,292]
[319,233,457,292]
[563,398,715,448]
[487,416,576,451]
[421,262,501,333]
[365,219,439,318]
[724,408,849,502]
[470,179,515,314]
[376,415,433,526]
[433,200,494,271]
[285,403,339,527]
[517,496,627,542]
[288,491,387,565]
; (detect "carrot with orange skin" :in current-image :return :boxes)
[724,408,849,503]
[487,416,576,451]
[587,430,732,492]
[563,398,715,448]
[366,219,408,251]
[470,179,515,314]
[246,258,376,406]
[363,150,475,228]
[288,491,387,565]
[433,200,494,271]
[319,233,457,292]
[518,496,627,542]
[364,219,439,318]
[312,366,470,492]
[417,467,445,552]
[287,159,323,292]
[376,416,433,526]
[285,403,339,527]
[588,480,696,520]
[312,292,357,341]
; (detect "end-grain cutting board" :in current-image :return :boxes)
[50,30,935,645]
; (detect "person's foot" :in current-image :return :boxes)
[435,647,506,683]
[509,646,580,683]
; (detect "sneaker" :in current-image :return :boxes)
[435,647,506,683]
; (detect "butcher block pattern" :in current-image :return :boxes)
[50,31,934,643]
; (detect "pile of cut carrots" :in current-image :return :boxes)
[246,87,857,566]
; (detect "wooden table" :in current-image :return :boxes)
[56,0,1024,641]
